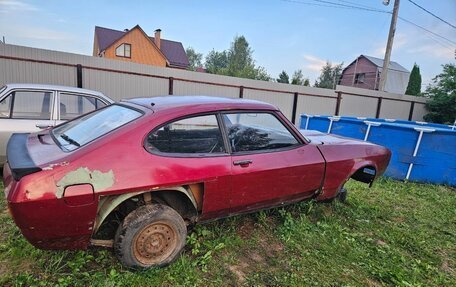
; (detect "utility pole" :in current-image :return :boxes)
[378,0,400,92]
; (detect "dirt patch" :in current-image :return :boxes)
[228,259,249,284]
[248,252,264,263]
[228,220,286,285]
[236,217,256,240]
[376,239,387,247]
[440,250,454,274]
[366,277,382,286]
[0,261,7,276]
[393,216,406,223]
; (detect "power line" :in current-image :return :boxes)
[306,0,391,13]
[335,0,380,10]
[407,0,456,30]
[398,16,456,46]
[281,0,456,50]
[280,0,391,13]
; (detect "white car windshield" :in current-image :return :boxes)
[52,104,142,151]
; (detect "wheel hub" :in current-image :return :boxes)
[133,222,177,264]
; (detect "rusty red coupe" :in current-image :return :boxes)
[3,96,390,269]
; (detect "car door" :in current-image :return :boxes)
[222,111,325,214]
[55,92,108,125]
[143,113,232,220]
[0,89,56,163]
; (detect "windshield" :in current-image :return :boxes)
[52,104,142,151]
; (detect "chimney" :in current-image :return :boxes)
[154,29,161,49]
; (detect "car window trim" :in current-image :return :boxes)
[51,103,144,152]
[219,110,304,155]
[2,89,55,120]
[57,91,110,121]
[144,111,230,158]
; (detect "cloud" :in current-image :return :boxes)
[0,0,39,13]
[7,26,72,41]
[407,43,455,60]
[303,54,327,72]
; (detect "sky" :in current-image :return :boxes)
[0,0,455,87]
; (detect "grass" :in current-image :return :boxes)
[0,178,455,286]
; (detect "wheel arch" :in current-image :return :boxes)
[93,184,203,234]
[349,162,378,185]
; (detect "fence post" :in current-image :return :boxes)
[376,97,383,118]
[291,92,298,124]
[239,86,244,98]
[76,64,83,88]
[335,92,342,115]
[168,77,174,95]
[408,101,415,121]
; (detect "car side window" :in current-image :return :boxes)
[60,93,106,120]
[0,94,12,118]
[222,112,299,152]
[10,91,53,120]
[145,114,226,155]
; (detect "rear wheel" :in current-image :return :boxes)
[114,204,187,269]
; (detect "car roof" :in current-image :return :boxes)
[122,96,278,112]
[3,83,114,103]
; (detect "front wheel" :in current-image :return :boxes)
[114,204,187,269]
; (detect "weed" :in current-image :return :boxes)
[0,179,455,286]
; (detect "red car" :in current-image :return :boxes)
[2,96,390,269]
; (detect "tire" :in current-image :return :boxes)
[114,204,187,269]
[337,187,348,203]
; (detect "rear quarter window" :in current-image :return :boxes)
[52,104,142,151]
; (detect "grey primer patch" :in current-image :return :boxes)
[56,167,115,198]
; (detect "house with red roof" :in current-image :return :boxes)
[93,25,189,69]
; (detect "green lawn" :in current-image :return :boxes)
[0,178,455,287]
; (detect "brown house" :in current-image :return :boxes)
[339,55,410,94]
[93,25,189,69]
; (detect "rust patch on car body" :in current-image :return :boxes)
[55,167,115,198]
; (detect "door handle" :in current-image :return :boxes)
[233,159,253,166]
[36,124,53,129]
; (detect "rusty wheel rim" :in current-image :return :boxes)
[133,221,177,265]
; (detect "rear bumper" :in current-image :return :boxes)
[3,162,98,250]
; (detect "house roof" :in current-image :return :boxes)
[94,26,189,68]
[361,55,409,73]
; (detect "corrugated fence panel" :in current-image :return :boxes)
[412,103,426,121]
[339,94,378,117]
[379,99,411,120]
[243,89,294,119]
[83,69,168,101]
[173,81,239,98]
[297,95,336,116]
[0,44,429,121]
[0,58,76,87]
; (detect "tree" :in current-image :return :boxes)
[291,70,310,86]
[405,63,422,96]
[185,47,203,71]
[204,50,229,74]
[314,61,343,89]
[277,71,290,83]
[204,35,270,81]
[423,63,456,124]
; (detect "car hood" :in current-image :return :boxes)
[299,129,374,146]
